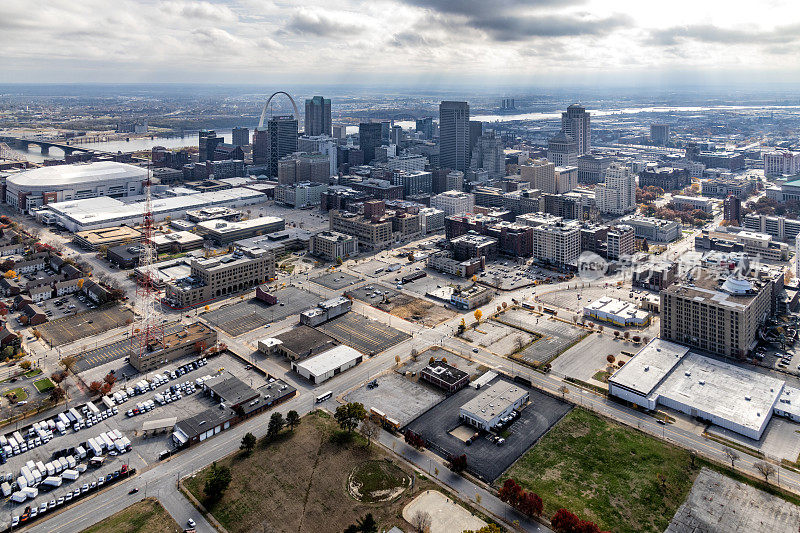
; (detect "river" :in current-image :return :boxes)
[8,103,800,163]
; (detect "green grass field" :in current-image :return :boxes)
[24,368,43,378]
[80,498,181,533]
[4,387,27,401]
[33,378,55,393]
[503,408,699,533]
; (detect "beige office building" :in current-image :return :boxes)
[164,247,275,308]
[329,210,393,250]
[660,270,775,358]
[309,230,359,261]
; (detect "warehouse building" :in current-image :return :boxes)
[258,325,339,360]
[608,338,800,440]
[291,345,363,384]
[459,380,529,431]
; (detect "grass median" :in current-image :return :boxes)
[80,497,181,533]
[502,408,699,533]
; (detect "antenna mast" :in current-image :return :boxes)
[131,165,164,360]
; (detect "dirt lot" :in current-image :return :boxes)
[183,411,437,533]
[348,284,455,326]
[81,498,181,533]
[37,304,133,346]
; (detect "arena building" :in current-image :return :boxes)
[6,161,147,212]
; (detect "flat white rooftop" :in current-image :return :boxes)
[657,353,784,434]
[294,345,361,377]
[608,338,689,396]
[196,216,283,234]
[461,380,528,421]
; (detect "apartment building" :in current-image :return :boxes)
[606,224,635,261]
[763,150,800,177]
[164,247,275,308]
[743,213,800,242]
[619,215,682,242]
[329,210,394,250]
[431,190,475,216]
[531,220,581,267]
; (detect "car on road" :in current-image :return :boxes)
[188,519,196,527]
[473,348,479,353]
[129,488,139,494]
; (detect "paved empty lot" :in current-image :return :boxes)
[311,271,362,290]
[551,332,636,382]
[463,321,538,357]
[403,490,486,533]
[315,313,409,355]
[203,287,315,335]
[668,468,800,533]
[496,310,588,365]
[406,377,572,482]
[38,305,134,347]
[345,373,444,426]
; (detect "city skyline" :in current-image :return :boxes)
[2,0,800,86]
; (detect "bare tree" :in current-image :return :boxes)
[514,335,525,353]
[359,418,380,447]
[754,461,776,483]
[412,511,432,533]
[724,448,739,469]
[558,385,570,400]
[410,348,419,361]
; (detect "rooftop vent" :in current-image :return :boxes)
[745,396,751,401]
[699,380,705,385]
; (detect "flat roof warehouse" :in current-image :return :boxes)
[609,339,800,440]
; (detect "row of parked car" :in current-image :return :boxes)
[11,466,132,527]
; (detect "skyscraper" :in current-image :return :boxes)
[359,122,383,163]
[438,102,470,171]
[198,130,222,162]
[231,127,250,148]
[471,133,505,179]
[305,96,331,136]
[267,115,298,177]
[252,128,269,166]
[561,104,590,155]
[468,120,483,166]
[415,117,434,139]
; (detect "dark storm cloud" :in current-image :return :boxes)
[474,14,631,41]
[400,0,584,17]
[648,23,800,46]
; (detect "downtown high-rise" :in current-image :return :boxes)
[305,96,331,136]
[561,104,591,155]
[439,101,470,171]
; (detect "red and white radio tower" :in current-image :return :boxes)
[130,166,164,358]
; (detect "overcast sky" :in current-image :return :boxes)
[2,0,799,87]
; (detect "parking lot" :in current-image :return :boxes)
[37,304,134,347]
[203,287,316,336]
[73,322,185,374]
[0,351,271,528]
[345,373,445,427]
[551,332,635,382]
[495,310,588,366]
[311,271,362,290]
[315,313,409,355]
[348,259,393,278]
[405,376,572,481]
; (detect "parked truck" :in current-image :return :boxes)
[21,487,38,499]
[86,402,100,416]
[1,482,11,496]
[11,491,26,503]
[42,476,62,488]
[87,438,102,457]
[65,456,76,469]
[61,469,79,481]
[101,396,115,410]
